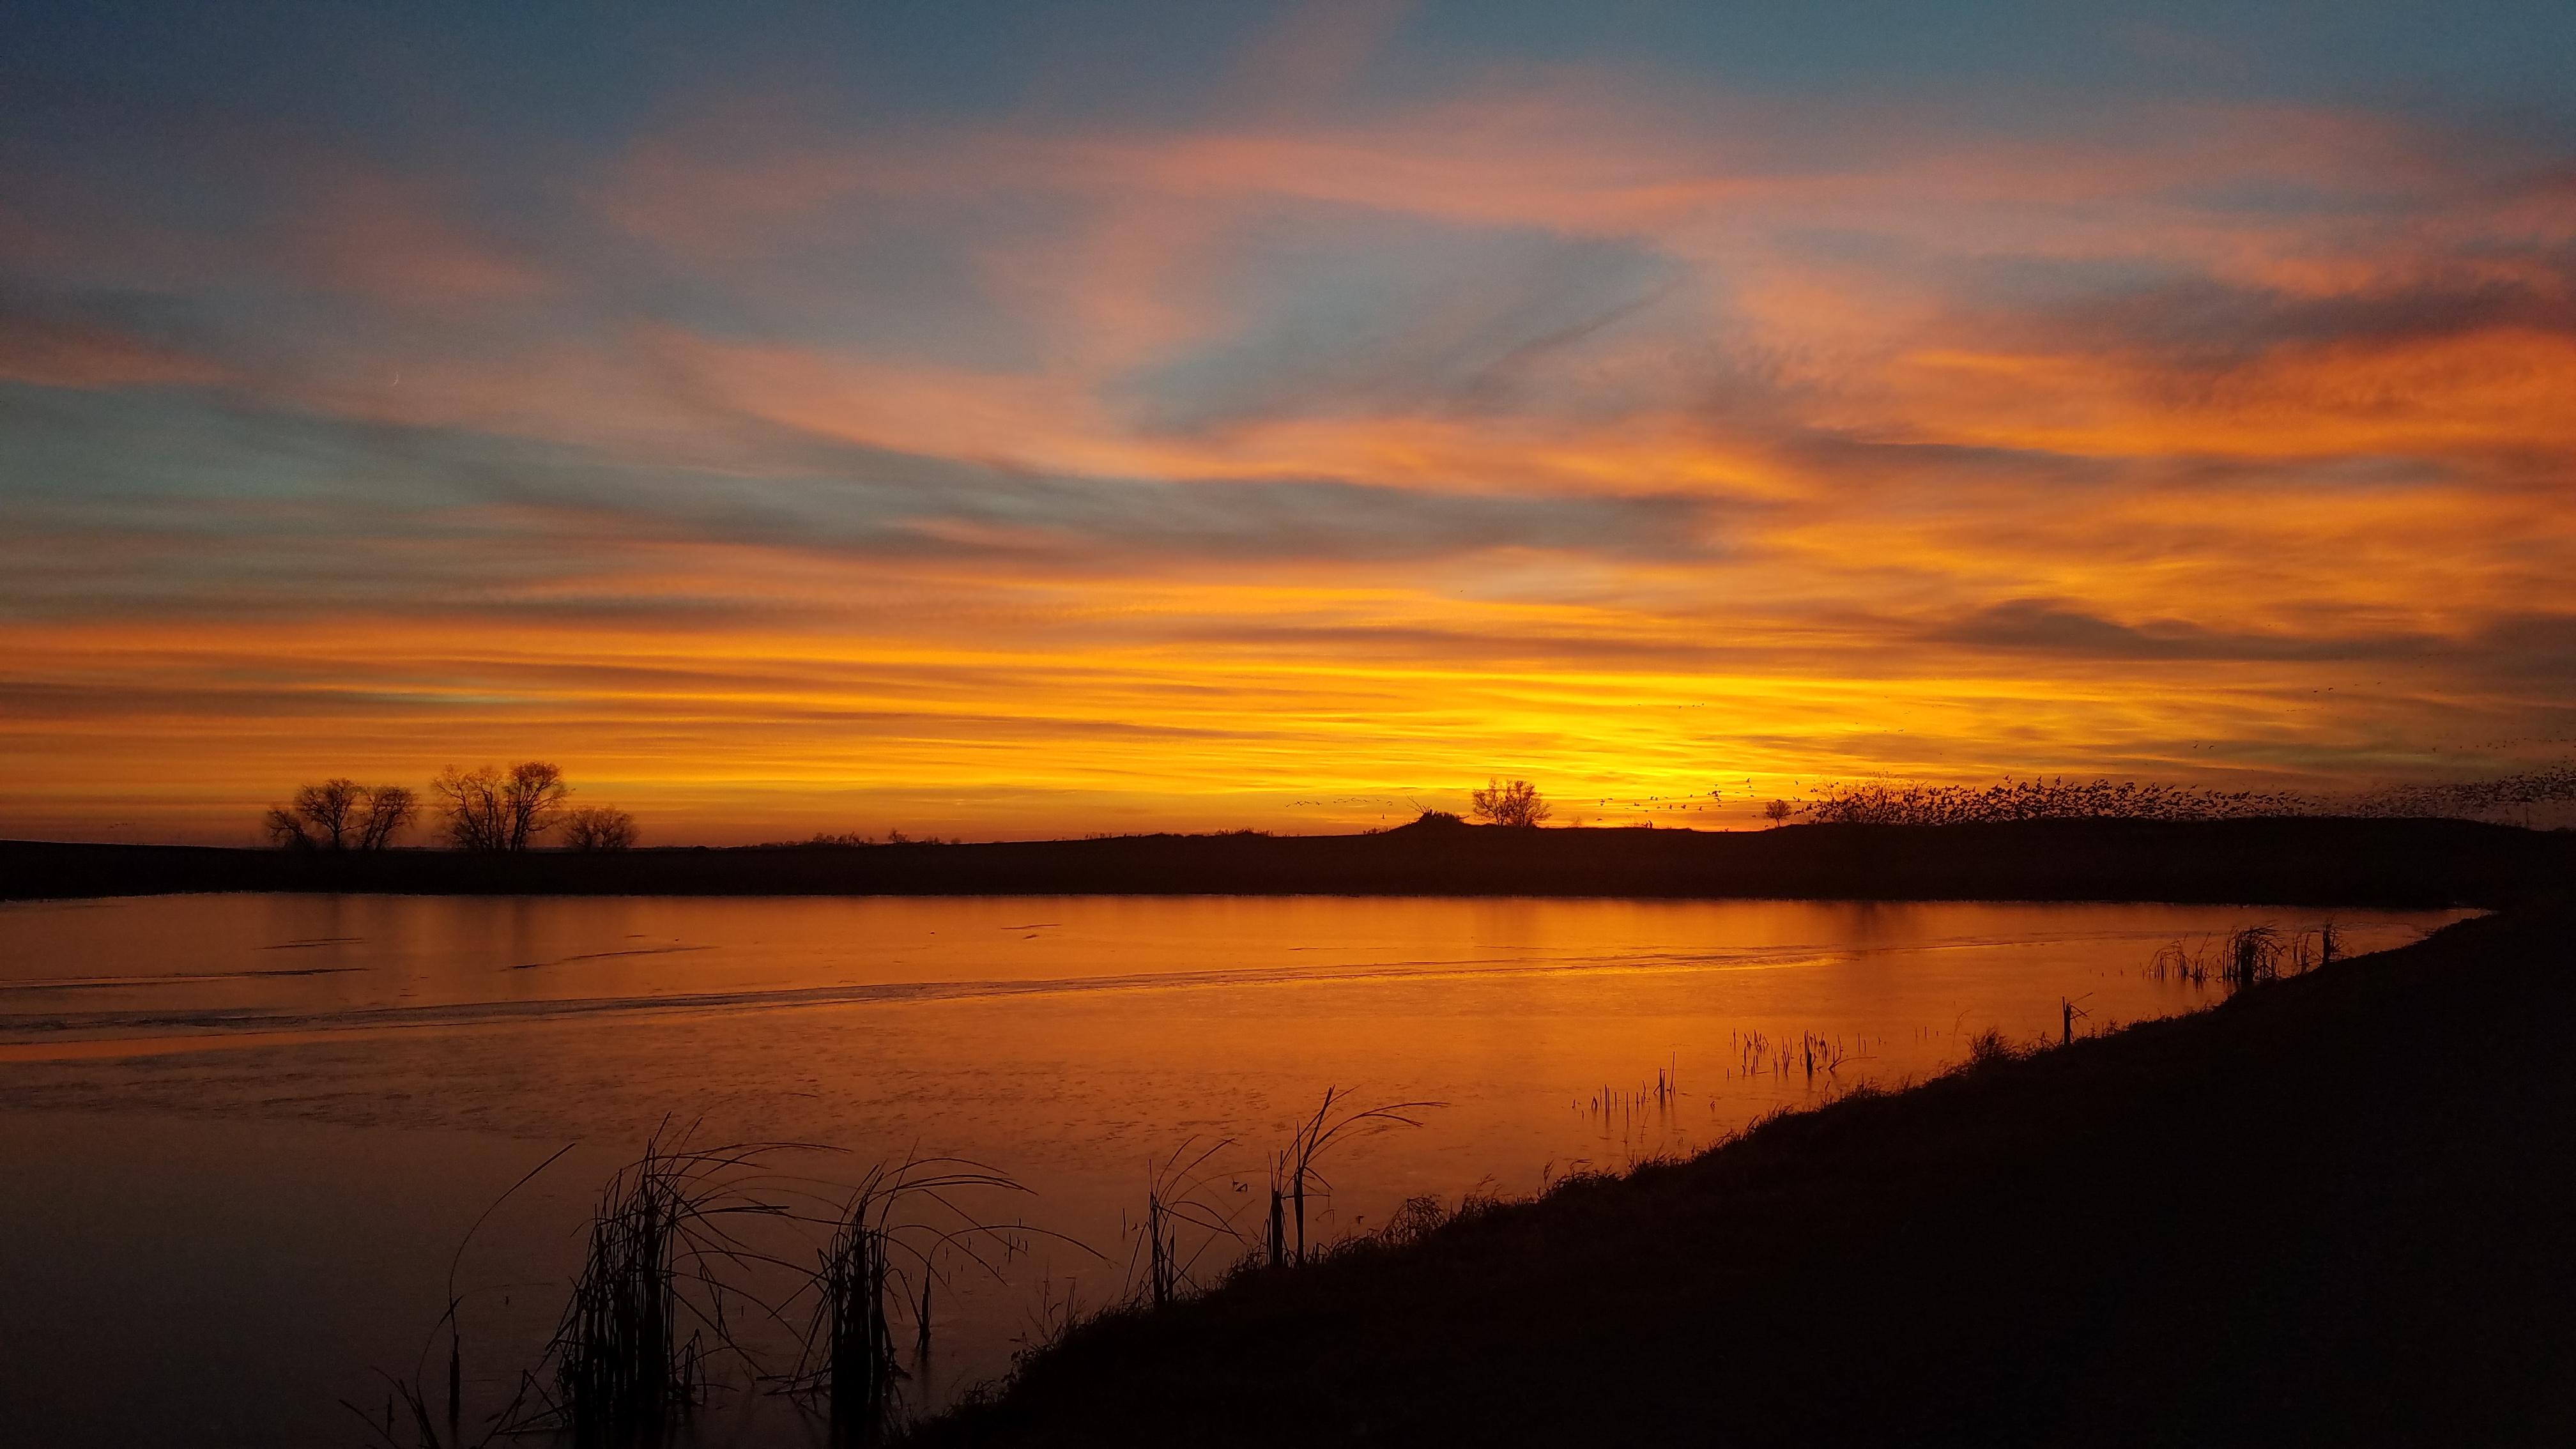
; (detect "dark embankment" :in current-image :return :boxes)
[908,901,2576,1448]
[5,816,2566,905]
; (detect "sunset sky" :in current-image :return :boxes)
[4,2,2573,843]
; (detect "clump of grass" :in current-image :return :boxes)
[2147,939,2213,985]
[1264,1089,1438,1268]
[1735,1029,1772,1077]
[786,1154,1049,1446]
[1727,1029,1859,1080]
[362,1137,1058,1448]
[1263,1177,1510,1267]
[1591,1061,1684,1114]
[2149,923,2346,992]
[2224,926,2285,989]
[1369,1193,1457,1248]
[1965,1026,2023,1068]
[516,1136,806,1447]
[2290,921,2343,972]
[1797,1032,1847,1077]
[1116,1137,1246,1314]
[815,1204,896,1444]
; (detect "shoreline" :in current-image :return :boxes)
[6,816,2564,909]
[901,897,2576,1446]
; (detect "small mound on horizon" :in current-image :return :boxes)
[1385,809,1472,833]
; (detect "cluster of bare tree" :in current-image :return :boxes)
[264,780,417,850]
[264,761,638,852]
[431,762,571,851]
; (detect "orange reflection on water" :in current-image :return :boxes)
[0,893,2469,1438]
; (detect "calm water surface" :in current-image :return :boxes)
[0,893,2465,1446]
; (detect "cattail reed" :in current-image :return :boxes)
[1270,1089,1437,1266]
[1134,1137,1239,1310]
[818,1215,896,1445]
[548,1139,707,1447]
[790,1154,1034,1445]
[2225,926,2283,989]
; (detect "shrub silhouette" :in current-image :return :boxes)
[1470,778,1551,828]
[562,806,640,851]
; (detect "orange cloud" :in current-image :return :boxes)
[9,81,2576,842]
[1883,328,2576,459]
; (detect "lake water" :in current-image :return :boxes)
[0,893,2465,1446]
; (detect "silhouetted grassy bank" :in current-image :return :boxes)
[905,900,2576,1447]
[5,815,2566,907]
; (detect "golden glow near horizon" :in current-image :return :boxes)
[4,14,2575,843]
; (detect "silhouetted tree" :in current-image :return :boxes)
[1470,777,1551,827]
[433,762,571,851]
[434,766,507,851]
[263,807,308,848]
[561,806,639,851]
[1763,799,1794,827]
[357,785,416,848]
[264,779,415,850]
[266,779,362,849]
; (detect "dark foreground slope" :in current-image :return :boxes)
[909,902,2576,1448]
[5,816,2565,906]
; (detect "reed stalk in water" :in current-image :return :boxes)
[527,1135,801,1447]
[1270,1088,1438,1266]
[342,1144,575,1449]
[1132,1137,1243,1311]
[786,1154,1048,1445]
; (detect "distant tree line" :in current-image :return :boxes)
[264,761,636,851]
[769,829,952,847]
[259,759,2576,855]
